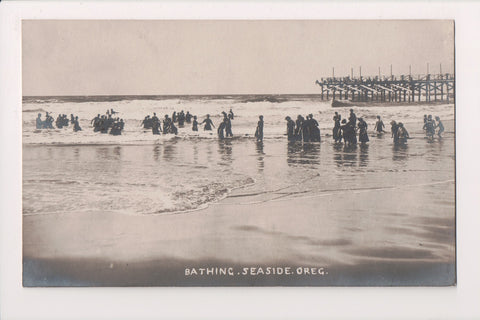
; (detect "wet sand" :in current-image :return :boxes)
[23,186,455,286]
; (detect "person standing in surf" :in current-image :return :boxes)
[333,112,342,142]
[285,116,295,141]
[423,115,436,141]
[435,116,444,138]
[152,117,161,135]
[201,114,215,131]
[36,113,43,129]
[151,112,159,125]
[73,116,82,132]
[348,109,357,128]
[141,115,152,129]
[217,119,226,139]
[163,115,171,134]
[225,116,233,137]
[374,115,385,133]
[390,120,399,144]
[340,119,351,146]
[185,111,192,123]
[358,117,369,145]
[308,114,321,142]
[295,115,304,141]
[255,115,264,142]
[397,122,410,144]
[43,112,54,129]
[192,115,198,131]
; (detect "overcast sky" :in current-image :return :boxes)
[22,20,454,96]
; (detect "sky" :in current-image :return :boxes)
[22,20,454,96]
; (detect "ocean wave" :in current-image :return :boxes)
[238,95,288,103]
[23,108,47,113]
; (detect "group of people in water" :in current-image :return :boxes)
[91,109,124,135]
[330,109,374,146]
[36,112,82,132]
[141,112,178,135]
[216,109,235,139]
[423,114,444,141]
[328,109,445,146]
[141,110,196,135]
[34,107,446,145]
[330,109,375,146]
[285,114,321,142]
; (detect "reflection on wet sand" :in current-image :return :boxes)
[217,139,233,167]
[359,144,369,167]
[287,142,321,168]
[73,147,80,160]
[425,138,444,162]
[255,141,265,172]
[162,140,178,162]
[193,143,198,164]
[113,146,121,158]
[333,144,357,167]
[392,143,409,162]
[153,145,161,162]
[332,143,371,168]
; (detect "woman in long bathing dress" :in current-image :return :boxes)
[255,115,264,142]
[358,118,369,145]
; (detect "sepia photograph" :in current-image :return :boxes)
[20,19,456,287]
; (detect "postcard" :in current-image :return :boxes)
[20,19,456,287]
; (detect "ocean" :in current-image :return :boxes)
[22,94,455,217]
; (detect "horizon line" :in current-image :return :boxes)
[23,93,324,97]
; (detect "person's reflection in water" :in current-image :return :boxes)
[301,143,320,167]
[206,143,213,164]
[193,143,199,164]
[425,136,444,163]
[162,140,178,162]
[153,145,161,162]
[73,147,80,160]
[287,141,320,168]
[217,139,233,167]
[342,144,357,167]
[392,143,409,162]
[359,144,369,167]
[287,141,302,167]
[256,141,265,172]
[95,147,109,160]
[113,146,121,160]
[333,143,344,168]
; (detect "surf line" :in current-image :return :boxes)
[227,173,321,199]
[221,179,454,206]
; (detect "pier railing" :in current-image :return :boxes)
[315,74,455,103]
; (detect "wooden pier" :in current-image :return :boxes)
[315,74,455,103]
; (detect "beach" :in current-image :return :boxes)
[22,96,455,286]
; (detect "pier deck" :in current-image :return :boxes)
[315,74,455,103]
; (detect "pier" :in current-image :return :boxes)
[315,74,455,103]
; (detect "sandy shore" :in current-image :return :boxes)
[23,180,455,286]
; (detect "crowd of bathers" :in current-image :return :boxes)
[284,114,321,142]
[91,109,124,135]
[330,109,373,146]
[423,114,444,140]
[36,112,82,132]
[141,110,196,135]
[328,109,444,146]
[34,107,446,144]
